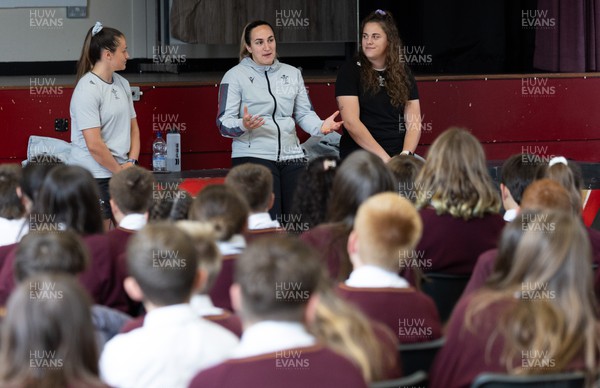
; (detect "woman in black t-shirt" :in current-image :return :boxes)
[336,9,421,161]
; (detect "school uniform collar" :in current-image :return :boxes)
[143,304,197,328]
[217,234,246,255]
[190,294,224,316]
[233,320,316,359]
[345,265,409,288]
[248,213,281,230]
[503,208,518,222]
[118,213,147,231]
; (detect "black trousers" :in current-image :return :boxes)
[231,157,307,220]
[95,178,113,220]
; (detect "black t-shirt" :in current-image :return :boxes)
[335,60,419,158]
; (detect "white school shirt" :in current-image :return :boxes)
[503,208,518,222]
[247,212,281,230]
[216,234,246,255]
[232,321,316,359]
[0,217,28,246]
[99,303,239,388]
[190,294,225,316]
[118,213,147,231]
[345,265,410,288]
[70,72,136,178]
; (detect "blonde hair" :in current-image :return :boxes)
[354,192,422,270]
[539,162,583,214]
[176,221,221,293]
[416,127,500,219]
[310,286,397,382]
[465,211,599,379]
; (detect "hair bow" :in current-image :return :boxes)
[92,21,103,37]
[548,156,568,167]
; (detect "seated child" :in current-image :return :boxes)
[311,284,401,382]
[189,236,368,388]
[13,230,131,349]
[189,184,249,310]
[120,221,242,337]
[289,156,339,231]
[149,189,192,222]
[463,179,574,295]
[498,154,538,222]
[430,211,598,387]
[387,154,424,203]
[108,165,154,244]
[225,163,281,231]
[301,150,396,281]
[338,192,442,343]
[0,273,109,387]
[100,223,239,388]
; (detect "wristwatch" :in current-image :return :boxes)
[127,159,139,165]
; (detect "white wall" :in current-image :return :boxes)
[0,0,345,63]
[0,0,148,62]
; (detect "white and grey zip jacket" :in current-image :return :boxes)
[217,57,324,161]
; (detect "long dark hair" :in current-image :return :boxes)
[327,150,396,226]
[0,273,103,388]
[325,151,395,280]
[290,156,339,230]
[15,230,89,282]
[76,24,124,82]
[0,164,25,220]
[358,10,411,108]
[31,165,104,235]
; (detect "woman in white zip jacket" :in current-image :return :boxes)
[217,20,343,220]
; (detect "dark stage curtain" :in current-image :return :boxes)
[534,0,600,72]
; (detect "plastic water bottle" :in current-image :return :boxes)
[166,128,181,172]
[152,132,167,172]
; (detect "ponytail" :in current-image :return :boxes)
[76,24,125,82]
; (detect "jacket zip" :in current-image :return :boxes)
[264,70,281,162]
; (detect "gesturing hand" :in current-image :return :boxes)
[242,106,265,130]
[320,111,344,134]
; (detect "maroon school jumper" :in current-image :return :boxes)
[188,345,368,388]
[338,284,442,344]
[0,234,128,311]
[462,248,498,295]
[429,292,586,388]
[208,254,238,311]
[416,208,505,274]
[587,227,600,267]
[301,223,351,281]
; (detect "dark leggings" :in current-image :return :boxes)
[95,178,113,220]
[232,157,306,220]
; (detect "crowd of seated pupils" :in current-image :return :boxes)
[0,127,598,386]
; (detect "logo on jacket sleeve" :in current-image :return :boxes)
[249,76,254,83]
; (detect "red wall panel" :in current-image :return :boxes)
[0,75,598,169]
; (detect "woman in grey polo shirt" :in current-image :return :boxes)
[70,22,140,223]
